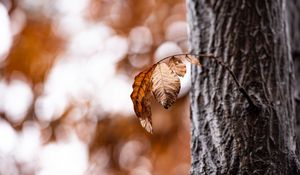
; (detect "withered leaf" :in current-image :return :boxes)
[184,54,201,66]
[130,53,204,133]
[151,62,180,109]
[139,92,153,133]
[130,65,156,133]
[168,56,186,77]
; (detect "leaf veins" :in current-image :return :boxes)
[130,65,156,133]
[130,54,203,133]
[168,56,186,77]
[151,62,180,109]
[184,54,201,66]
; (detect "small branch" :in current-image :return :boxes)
[194,53,257,108]
[207,55,257,108]
[155,53,258,108]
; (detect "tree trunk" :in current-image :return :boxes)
[187,0,300,174]
[287,0,300,156]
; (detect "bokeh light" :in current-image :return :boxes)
[0,0,191,174]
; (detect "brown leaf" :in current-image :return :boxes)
[184,54,201,66]
[168,56,186,77]
[130,65,156,133]
[151,62,180,109]
[139,92,153,133]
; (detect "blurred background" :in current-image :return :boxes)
[0,0,191,174]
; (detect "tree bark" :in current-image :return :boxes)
[287,0,300,156]
[187,0,300,174]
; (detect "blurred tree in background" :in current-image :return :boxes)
[0,0,191,175]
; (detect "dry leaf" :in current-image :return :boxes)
[130,53,204,133]
[184,54,201,66]
[130,65,156,133]
[151,62,180,109]
[168,56,186,77]
[139,92,153,133]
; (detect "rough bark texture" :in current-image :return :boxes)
[187,0,300,174]
[287,0,300,156]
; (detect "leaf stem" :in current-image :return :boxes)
[157,53,215,63]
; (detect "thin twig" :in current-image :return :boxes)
[207,56,257,108]
[157,53,215,64]
[165,53,257,107]
[155,53,257,108]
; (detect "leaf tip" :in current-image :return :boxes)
[140,118,153,134]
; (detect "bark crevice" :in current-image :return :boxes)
[188,0,300,174]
